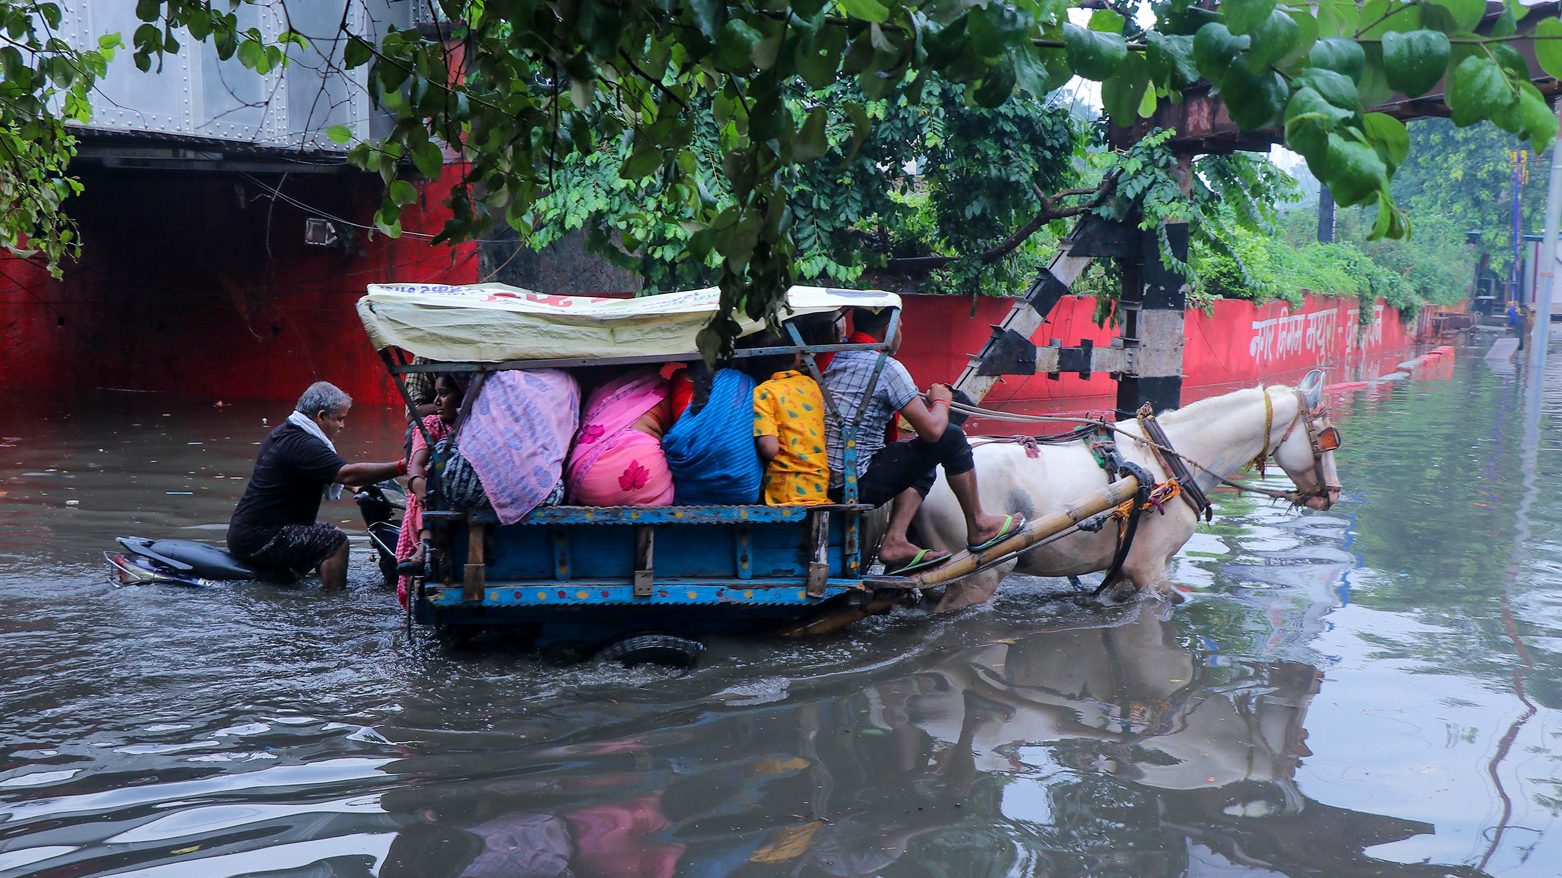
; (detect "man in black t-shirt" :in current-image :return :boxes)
[229,382,406,589]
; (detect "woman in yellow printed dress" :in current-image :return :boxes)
[753,365,830,506]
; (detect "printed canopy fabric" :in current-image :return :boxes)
[356,283,902,363]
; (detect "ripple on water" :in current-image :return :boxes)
[4,358,1562,876]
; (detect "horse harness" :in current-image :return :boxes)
[967,389,1343,590]
[1251,389,1343,507]
[1078,410,1210,592]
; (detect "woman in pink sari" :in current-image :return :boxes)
[567,371,675,506]
[396,373,463,605]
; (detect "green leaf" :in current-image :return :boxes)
[1280,8,1318,66]
[717,19,763,71]
[1316,0,1359,37]
[343,36,372,70]
[1284,87,1345,168]
[1381,30,1449,97]
[1138,82,1158,117]
[973,57,1017,107]
[796,26,846,88]
[1362,111,1408,166]
[1447,54,1516,126]
[1490,8,1516,38]
[688,0,726,40]
[1358,0,1420,39]
[1309,37,1366,83]
[1146,32,1199,91]
[1357,45,1394,107]
[326,124,353,144]
[1245,10,1298,71]
[1528,18,1561,78]
[1220,64,1286,129]
[1014,45,1065,96]
[1192,23,1247,86]
[837,0,890,24]
[1430,0,1480,32]
[1517,81,1558,152]
[1323,132,1388,207]
[1417,3,1458,35]
[389,179,418,206]
[412,140,444,180]
[1286,86,1353,129]
[1089,9,1126,34]
[1223,0,1276,36]
[794,107,829,162]
[1064,23,1127,81]
[621,143,664,180]
[835,101,871,171]
[237,38,264,70]
[1491,43,1530,84]
[1101,51,1149,125]
[1293,68,1359,109]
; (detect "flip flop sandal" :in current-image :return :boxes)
[885,548,952,576]
[967,514,1026,553]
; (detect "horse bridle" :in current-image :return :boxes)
[1263,389,1343,506]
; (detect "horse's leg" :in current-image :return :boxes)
[1102,514,1195,604]
[934,560,1017,612]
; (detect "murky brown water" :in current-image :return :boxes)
[3,336,1561,877]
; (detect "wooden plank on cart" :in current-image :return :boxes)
[633,525,654,597]
[806,510,830,597]
[463,522,486,602]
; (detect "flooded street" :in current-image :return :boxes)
[5,338,1562,877]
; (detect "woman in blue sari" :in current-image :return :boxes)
[661,366,764,505]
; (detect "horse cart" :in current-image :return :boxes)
[358,283,1178,664]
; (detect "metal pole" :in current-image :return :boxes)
[1317,186,1335,244]
[1513,151,1524,305]
[1529,107,1562,368]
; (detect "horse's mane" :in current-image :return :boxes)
[1158,385,1289,426]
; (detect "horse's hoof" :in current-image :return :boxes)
[1106,581,1139,604]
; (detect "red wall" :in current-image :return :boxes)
[0,166,478,407]
[3,199,1425,413]
[895,292,1423,419]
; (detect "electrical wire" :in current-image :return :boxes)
[240,173,524,245]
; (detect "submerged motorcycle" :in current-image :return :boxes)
[106,481,405,588]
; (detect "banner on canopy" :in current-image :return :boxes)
[356,283,901,363]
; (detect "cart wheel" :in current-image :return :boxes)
[598,634,705,669]
[434,623,481,648]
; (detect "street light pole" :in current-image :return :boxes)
[1530,105,1562,368]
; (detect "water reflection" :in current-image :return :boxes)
[5,344,1562,876]
[356,610,1425,878]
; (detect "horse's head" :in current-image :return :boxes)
[1268,371,1342,511]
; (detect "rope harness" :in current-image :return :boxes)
[951,392,1342,509]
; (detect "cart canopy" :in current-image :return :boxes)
[356,283,902,363]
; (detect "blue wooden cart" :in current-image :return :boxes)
[358,283,931,661]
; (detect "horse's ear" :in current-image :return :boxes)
[1299,369,1325,410]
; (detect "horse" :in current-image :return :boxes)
[914,371,1342,609]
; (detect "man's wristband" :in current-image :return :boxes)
[397,459,408,476]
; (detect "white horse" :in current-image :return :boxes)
[915,374,1342,609]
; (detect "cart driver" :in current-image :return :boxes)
[227,382,407,589]
[823,307,1024,575]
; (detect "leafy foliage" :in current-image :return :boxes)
[0,0,301,275]
[4,0,1560,348]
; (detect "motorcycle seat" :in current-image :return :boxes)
[117,537,261,581]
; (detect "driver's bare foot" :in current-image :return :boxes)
[877,535,929,571]
[965,513,1012,547]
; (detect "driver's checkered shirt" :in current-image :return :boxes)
[822,351,920,486]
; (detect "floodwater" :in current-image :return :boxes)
[2,335,1561,877]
